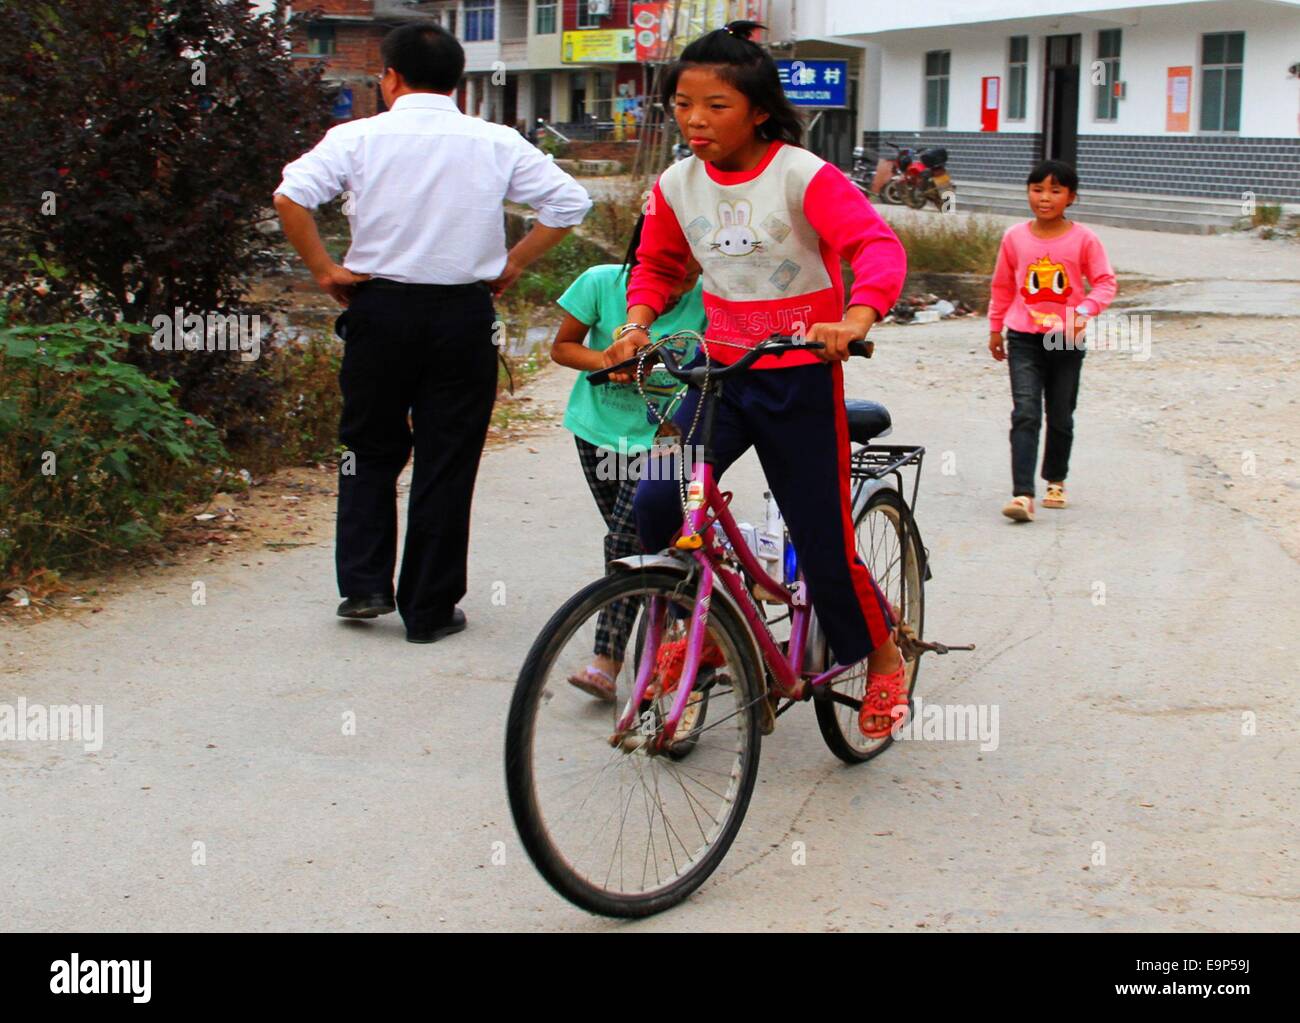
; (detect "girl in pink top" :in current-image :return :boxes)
[612,21,911,739]
[987,160,1117,521]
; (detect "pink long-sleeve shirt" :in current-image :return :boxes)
[987,220,1117,333]
[627,141,907,369]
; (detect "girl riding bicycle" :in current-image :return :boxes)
[550,216,705,700]
[608,20,909,738]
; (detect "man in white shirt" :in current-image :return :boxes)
[274,22,591,643]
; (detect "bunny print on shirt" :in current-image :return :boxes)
[657,146,835,304]
[712,200,763,257]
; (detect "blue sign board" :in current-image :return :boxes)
[776,59,849,108]
[331,87,354,120]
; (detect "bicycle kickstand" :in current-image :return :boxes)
[897,622,975,660]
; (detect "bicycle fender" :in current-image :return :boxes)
[849,476,892,519]
[851,484,933,583]
[607,554,767,687]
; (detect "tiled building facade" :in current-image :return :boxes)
[831,0,1300,203]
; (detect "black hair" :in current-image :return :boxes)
[1027,159,1079,192]
[380,23,464,92]
[660,21,803,147]
[620,213,647,283]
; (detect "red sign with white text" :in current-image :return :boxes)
[981,76,1000,132]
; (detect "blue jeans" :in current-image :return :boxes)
[1006,329,1084,498]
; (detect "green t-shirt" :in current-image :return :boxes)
[558,263,705,453]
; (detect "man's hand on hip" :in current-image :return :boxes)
[488,258,523,298]
[317,263,371,307]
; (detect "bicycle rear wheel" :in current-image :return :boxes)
[506,569,764,917]
[815,487,926,764]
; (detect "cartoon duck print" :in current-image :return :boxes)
[710,200,763,257]
[1020,254,1073,328]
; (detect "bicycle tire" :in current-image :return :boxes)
[814,487,926,764]
[506,569,764,918]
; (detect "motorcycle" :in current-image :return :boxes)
[851,140,955,212]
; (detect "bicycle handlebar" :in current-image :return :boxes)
[587,335,873,388]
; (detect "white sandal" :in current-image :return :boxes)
[1002,495,1035,522]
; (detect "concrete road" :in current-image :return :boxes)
[2,321,1297,932]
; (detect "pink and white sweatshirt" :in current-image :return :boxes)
[627,141,907,369]
[987,221,1117,334]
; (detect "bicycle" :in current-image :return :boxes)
[505,333,964,917]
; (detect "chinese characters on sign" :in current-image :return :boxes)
[1166,66,1191,131]
[775,59,849,108]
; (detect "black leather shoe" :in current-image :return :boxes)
[406,608,467,644]
[336,594,396,619]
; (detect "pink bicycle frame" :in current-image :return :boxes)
[614,458,855,747]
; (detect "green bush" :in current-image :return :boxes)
[888,215,1005,274]
[237,331,343,476]
[0,317,225,576]
[512,233,624,306]
[1252,203,1282,228]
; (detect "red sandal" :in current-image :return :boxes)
[858,658,909,740]
[648,636,725,698]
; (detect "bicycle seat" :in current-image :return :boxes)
[844,399,892,443]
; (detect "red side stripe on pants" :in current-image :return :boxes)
[829,362,897,651]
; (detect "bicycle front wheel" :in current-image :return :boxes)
[815,487,926,764]
[505,569,764,918]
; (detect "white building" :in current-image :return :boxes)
[806,0,1300,202]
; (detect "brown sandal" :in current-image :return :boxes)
[567,665,616,702]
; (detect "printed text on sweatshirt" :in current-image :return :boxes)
[626,142,907,368]
[987,221,1117,334]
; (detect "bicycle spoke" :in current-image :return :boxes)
[509,571,759,909]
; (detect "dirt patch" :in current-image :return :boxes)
[904,313,1300,562]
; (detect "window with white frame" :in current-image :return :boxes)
[1007,36,1027,120]
[1199,31,1243,132]
[1094,29,1121,120]
[464,0,495,43]
[924,50,950,128]
[535,0,557,35]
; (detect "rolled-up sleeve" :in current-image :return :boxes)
[274,126,350,210]
[505,139,592,229]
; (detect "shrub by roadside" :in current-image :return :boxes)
[886,214,1004,274]
[0,317,225,577]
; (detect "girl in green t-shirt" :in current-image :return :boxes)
[550,214,704,700]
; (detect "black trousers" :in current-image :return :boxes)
[633,360,895,667]
[1006,328,1085,497]
[334,280,498,631]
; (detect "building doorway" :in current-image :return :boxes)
[503,75,518,127]
[534,72,552,123]
[570,72,587,120]
[1042,34,1080,167]
[806,76,858,168]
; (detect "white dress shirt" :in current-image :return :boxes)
[274,93,592,284]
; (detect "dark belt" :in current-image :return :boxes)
[359,277,490,294]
